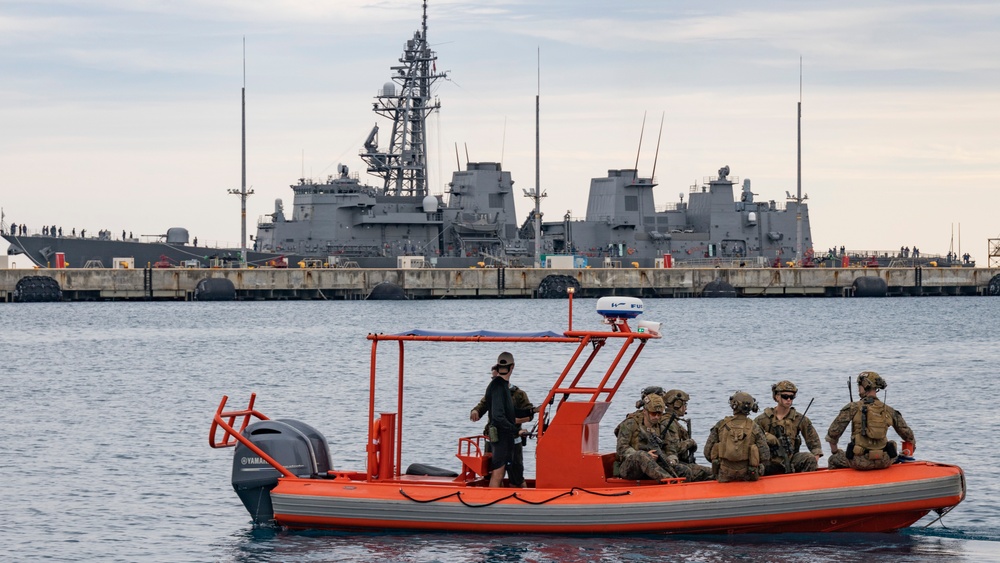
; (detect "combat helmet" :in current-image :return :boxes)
[635,385,666,409]
[857,371,887,391]
[729,391,759,415]
[771,380,798,397]
[663,389,690,411]
[642,394,666,414]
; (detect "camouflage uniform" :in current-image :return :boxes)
[615,396,673,481]
[661,390,713,482]
[704,392,770,483]
[826,397,914,471]
[472,384,535,485]
[755,407,823,475]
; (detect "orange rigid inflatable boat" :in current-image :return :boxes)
[209,296,965,533]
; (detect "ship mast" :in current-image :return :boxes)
[229,39,254,267]
[791,58,807,266]
[523,48,546,268]
[361,0,447,197]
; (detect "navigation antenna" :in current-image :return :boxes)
[788,57,808,266]
[228,37,254,268]
[360,0,448,197]
[522,47,547,268]
[651,112,664,182]
[634,111,646,173]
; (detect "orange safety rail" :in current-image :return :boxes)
[539,319,647,420]
[365,332,582,482]
[362,320,654,484]
[455,435,490,480]
[209,393,296,479]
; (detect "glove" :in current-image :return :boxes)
[766,433,779,446]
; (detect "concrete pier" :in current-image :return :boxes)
[2,266,999,302]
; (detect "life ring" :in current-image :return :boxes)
[626,247,635,255]
[368,417,382,475]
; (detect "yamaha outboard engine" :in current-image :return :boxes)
[231,419,332,525]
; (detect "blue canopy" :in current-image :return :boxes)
[393,329,566,338]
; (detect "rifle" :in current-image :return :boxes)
[772,425,794,474]
[773,398,815,474]
[638,424,679,478]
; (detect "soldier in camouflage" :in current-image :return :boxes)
[704,391,770,482]
[755,380,823,475]
[660,389,713,482]
[826,371,915,471]
[615,394,674,481]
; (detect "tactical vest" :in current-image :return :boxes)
[715,416,758,463]
[769,411,801,451]
[852,399,891,451]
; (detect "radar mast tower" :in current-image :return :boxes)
[361,0,447,197]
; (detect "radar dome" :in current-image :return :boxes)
[422,195,439,213]
[382,82,396,97]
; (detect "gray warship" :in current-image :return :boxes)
[537,165,812,267]
[4,1,813,270]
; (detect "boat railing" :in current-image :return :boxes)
[456,435,490,480]
[209,394,296,479]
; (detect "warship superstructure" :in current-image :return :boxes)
[538,165,812,266]
[252,3,526,268]
[4,1,813,270]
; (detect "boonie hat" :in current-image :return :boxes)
[495,352,515,374]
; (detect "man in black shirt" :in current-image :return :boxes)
[485,351,518,487]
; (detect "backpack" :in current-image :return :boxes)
[852,399,892,451]
[714,416,758,464]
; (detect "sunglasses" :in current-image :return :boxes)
[780,394,796,400]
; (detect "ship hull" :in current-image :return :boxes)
[2,234,303,269]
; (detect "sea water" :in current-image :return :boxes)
[1,297,999,562]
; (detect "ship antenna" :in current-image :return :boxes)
[531,47,546,268]
[228,37,254,268]
[794,56,804,266]
[454,142,461,171]
[500,116,507,167]
[464,142,470,166]
[634,111,646,175]
[650,111,664,182]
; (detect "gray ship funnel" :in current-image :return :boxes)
[165,228,189,244]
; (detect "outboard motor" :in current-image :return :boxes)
[231,419,332,525]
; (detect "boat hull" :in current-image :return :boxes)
[267,462,964,534]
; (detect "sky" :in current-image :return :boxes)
[2,1,999,260]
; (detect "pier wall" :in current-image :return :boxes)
[2,266,999,302]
